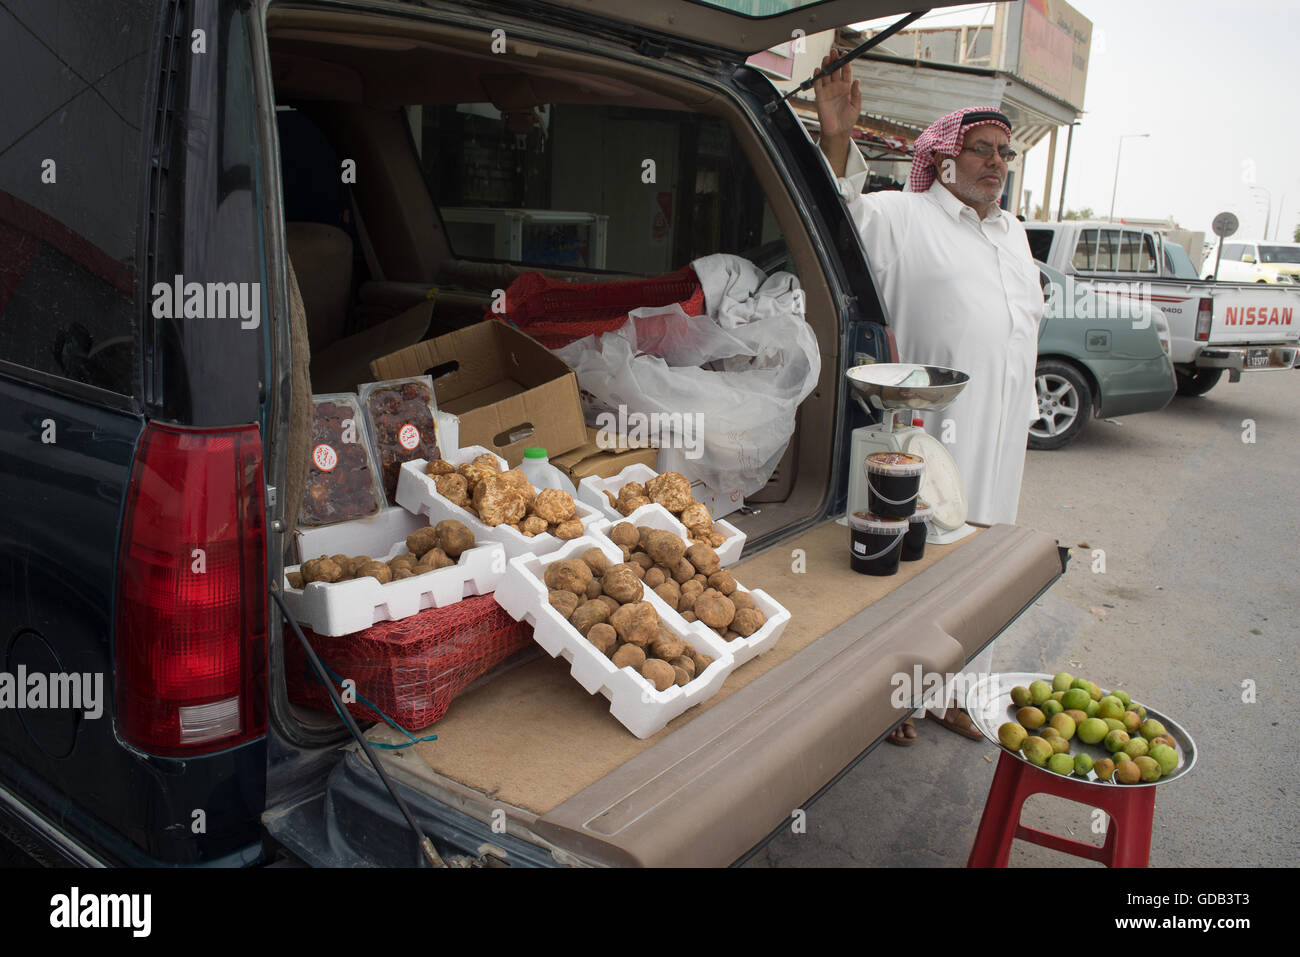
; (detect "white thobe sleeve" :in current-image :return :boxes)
[820,139,906,277]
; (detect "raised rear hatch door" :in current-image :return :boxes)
[476,1,988,58]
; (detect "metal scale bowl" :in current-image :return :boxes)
[844,363,972,541]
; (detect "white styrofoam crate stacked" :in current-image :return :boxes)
[494,534,738,738]
[589,504,788,668]
[577,463,746,567]
[281,541,506,637]
[395,445,603,560]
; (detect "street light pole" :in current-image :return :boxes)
[1251,186,1272,241]
[1108,133,1150,223]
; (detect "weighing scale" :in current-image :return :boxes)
[841,363,975,544]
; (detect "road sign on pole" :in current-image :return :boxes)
[1211,212,1239,280]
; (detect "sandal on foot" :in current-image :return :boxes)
[927,707,984,741]
[887,718,918,746]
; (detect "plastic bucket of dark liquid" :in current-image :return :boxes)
[865,451,925,519]
[848,511,908,576]
[902,501,933,562]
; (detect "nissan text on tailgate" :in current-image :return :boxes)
[0,0,1064,868]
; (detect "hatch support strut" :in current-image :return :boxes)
[764,9,930,113]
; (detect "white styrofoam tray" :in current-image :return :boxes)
[396,445,602,560]
[282,541,506,637]
[494,534,737,739]
[577,463,746,567]
[294,505,427,565]
[589,505,788,668]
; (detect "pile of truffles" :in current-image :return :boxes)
[603,472,728,548]
[605,522,767,642]
[545,547,716,692]
[287,520,476,588]
[426,454,583,538]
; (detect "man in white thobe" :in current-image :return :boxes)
[814,55,1043,745]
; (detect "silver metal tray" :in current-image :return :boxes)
[965,671,1197,789]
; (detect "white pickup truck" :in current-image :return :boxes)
[1025,221,1300,395]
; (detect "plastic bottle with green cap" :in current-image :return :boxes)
[519,447,577,497]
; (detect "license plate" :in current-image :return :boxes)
[1245,349,1273,368]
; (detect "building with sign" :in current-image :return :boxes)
[753,1,1091,219]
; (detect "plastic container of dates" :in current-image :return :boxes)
[493,533,737,738]
[360,376,442,506]
[395,445,603,561]
[299,393,387,528]
[589,505,788,668]
[282,537,507,637]
[577,463,746,567]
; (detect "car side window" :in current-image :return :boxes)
[1222,243,1244,261]
[0,0,155,397]
[1072,229,1096,270]
[1025,229,1053,263]
[1094,229,1120,271]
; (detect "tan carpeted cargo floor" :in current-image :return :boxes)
[368,520,982,814]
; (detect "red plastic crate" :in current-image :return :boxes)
[489,266,706,348]
[284,594,532,731]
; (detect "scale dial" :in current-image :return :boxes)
[902,430,967,530]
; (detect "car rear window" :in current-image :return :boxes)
[0,0,155,398]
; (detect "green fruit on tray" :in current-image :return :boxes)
[1115,760,1142,784]
[1070,678,1091,693]
[999,722,1028,751]
[1049,713,1076,740]
[1029,680,1053,706]
[1113,690,1132,708]
[1061,688,1091,712]
[1122,711,1142,734]
[1134,756,1162,782]
[1049,735,1071,755]
[1148,743,1178,775]
[1017,706,1046,730]
[1022,736,1053,766]
[1051,690,1066,702]
[1084,699,1100,718]
[1098,696,1126,720]
[1078,717,1109,744]
[1114,751,1133,764]
[1124,737,1149,759]
[1073,753,1094,776]
[1094,757,1116,781]
[1064,709,1088,727]
[1052,672,1075,693]
[1087,681,1103,701]
[1104,717,1126,732]
[1048,753,1075,775]
[1140,718,1167,740]
[1010,686,1032,707]
[1042,699,1064,718]
[1104,730,1130,753]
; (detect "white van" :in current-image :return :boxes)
[1203,241,1300,283]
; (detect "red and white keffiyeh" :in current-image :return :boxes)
[907,107,1013,193]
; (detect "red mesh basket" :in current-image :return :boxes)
[489,266,706,348]
[284,595,533,732]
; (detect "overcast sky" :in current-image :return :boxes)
[859,0,1300,242]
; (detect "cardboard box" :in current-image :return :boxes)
[550,427,659,482]
[370,322,586,466]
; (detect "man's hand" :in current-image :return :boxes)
[814,49,860,177]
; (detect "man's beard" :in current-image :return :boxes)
[951,175,1004,208]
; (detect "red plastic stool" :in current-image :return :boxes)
[968,751,1156,867]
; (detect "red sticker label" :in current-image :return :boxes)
[312,444,338,472]
[398,423,420,451]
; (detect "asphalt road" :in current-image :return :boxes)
[747,367,1300,868]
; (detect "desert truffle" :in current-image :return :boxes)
[694,591,735,629]
[640,658,676,692]
[608,522,640,549]
[548,590,581,618]
[600,564,644,603]
[301,556,344,583]
[611,644,646,671]
[357,561,393,584]
[433,472,471,508]
[586,623,618,656]
[472,474,528,527]
[552,519,584,540]
[730,608,767,637]
[406,526,441,559]
[609,601,659,646]
[685,543,721,576]
[435,520,475,558]
[645,471,693,512]
[544,559,593,596]
[533,488,577,524]
[580,548,611,577]
[520,515,549,537]
[569,600,611,636]
[425,459,457,476]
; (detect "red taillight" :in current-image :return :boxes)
[1195,297,1213,341]
[115,423,266,756]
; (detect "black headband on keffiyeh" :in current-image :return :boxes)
[907,107,1013,193]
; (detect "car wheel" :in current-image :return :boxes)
[1028,360,1092,450]
[1175,366,1223,396]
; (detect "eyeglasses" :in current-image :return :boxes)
[960,144,1017,163]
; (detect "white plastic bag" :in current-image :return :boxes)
[555,257,820,498]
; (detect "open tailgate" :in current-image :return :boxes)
[352,520,1064,867]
